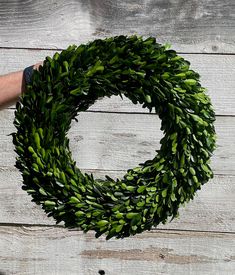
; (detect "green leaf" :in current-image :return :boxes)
[46,95,53,104]
[69,196,80,204]
[36,157,44,169]
[201,164,210,173]
[55,180,64,188]
[109,55,119,64]
[189,167,196,175]
[106,228,117,240]
[39,187,47,196]
[137,185,146,193]
[180,154,185,167]
[155,195,159,202]
[44,200,56,206]
[130,213,141,226]
[184,79,197,86]
[28,146,35,154]
[115,224,123,233]
[34,132,41,149]
[156,164,164,171]
[162,72,170,79]
[145,95,152,103]
[97,220,109,227]
[53,52,60,60]
[26,189,36,194]
[126,212,139,219]
[193,176,199,183]
[170,193,176,201]
[70,87,82,95]
[75,211,85,217]
[86,63,104,77]
[126,185,135,192]
[175,73,186,78]
[171,55,183,61]
[32,163,39,172]
[63,61,69,72]
[60,171,67,183]
[172,141,177,154]
[137,200,145,207]
[172,178,177,188]
[126,175,134,181]
[162,189,167,198]
[164,42,172,49]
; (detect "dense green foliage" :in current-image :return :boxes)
[12,35,216,239]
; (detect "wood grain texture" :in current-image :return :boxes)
[1,49,235,115]
[0,109,234,174]
[0,0,234,53]
[0,0,234,272]
[0,166,234,233]
[0,226,234,275]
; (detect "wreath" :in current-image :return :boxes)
[12,35,216,239]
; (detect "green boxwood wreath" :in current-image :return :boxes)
[12,35,217,239]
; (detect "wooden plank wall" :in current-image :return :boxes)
[0,1,234,274]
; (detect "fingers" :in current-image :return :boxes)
[33,62,43,70]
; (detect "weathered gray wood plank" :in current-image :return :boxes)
[0,166,234,233]
[0,0,234,53]
[0,109,234,175]
[1,49,235,115]
[0,226,234,275]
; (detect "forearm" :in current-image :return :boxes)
[0,70,25,109]
[0,63,42,110]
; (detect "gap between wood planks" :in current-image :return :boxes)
[0,222,234,235]
[0,46,235,56]
[6,107,235,118]
[0,164,234,177]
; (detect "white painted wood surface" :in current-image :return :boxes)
[0,0,234,53]
[0,1,234,274]
[0,226,234,275]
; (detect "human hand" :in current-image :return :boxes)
[33,62,43,71]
